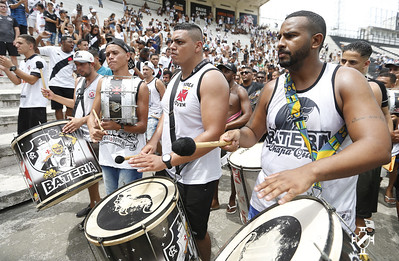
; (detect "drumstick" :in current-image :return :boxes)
[172,137,232,156]
[114,154,138,164]
[36,61,47,90]
[92,109,104,131]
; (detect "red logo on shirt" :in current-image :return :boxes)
[176,89,188,102]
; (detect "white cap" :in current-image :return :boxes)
[73,51,94,63]
[143,61,155,74]
[91,8,97,13]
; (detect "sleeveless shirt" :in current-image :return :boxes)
[147,77,162,118]
[251,63,357,231]
[74,75,102,142]
[161,62,221,184]
[99,77,146,169]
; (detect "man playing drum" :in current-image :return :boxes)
[220,10,391,234]
[88,38,149,195]
[41,50,102,226]
[129,23,229,261]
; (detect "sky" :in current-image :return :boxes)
[260,0,399,36]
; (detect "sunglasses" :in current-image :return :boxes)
[241,71,252,75]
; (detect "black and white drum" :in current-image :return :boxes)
[11,120,102,210]
[387,89,399,114]
[228,143,262,224]
[100,75,141,125]
[215,196,359,261]
[85,176,199,261]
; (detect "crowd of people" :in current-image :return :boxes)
[1,1,399,259]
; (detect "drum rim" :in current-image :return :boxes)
[215,195,341,260]
[84,176,178,245]
[227,143,263,170]
[11,120,70,150]
[37,174,102,210]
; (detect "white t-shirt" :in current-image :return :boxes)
[36,12,45,33]
[159,55,172,70]
[19,54,48,108]
[38,46,74,88]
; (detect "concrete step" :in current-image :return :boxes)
[0,163,30,210]
[0,106,56,133]
[0,90,21,108]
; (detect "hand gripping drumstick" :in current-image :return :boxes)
[36,61,47,90]
[92,109,104,131]
[172,137,232,156]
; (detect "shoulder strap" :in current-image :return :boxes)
[169,72,182,174]
[72,78,86,117]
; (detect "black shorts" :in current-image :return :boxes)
[0,42,19,56]
[49,86,74,110]
[155,170,217,239]
[18,107,47,135]
[356,167,381,219]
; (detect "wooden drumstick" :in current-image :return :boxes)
[92,109,104,131]
[115,154,139,164]
[36,61,47,90]
[172,137,232,156]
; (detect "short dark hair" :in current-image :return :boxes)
[285,10,326,51]
[163,70,172,77]
[342,41,373,59]
[174,23,203,42]
[88,48,99,58]
[378,72,397,83]
[150,53,159,59]
[60,35,73,42]
[18,34,36,48]
[77,39,88,46]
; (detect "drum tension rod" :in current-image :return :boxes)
[97,237,110,259]
[313,242,332,261]
[142,224,158,259]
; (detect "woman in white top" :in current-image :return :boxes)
[114,24,126,43]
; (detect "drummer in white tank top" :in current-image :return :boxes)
[41,50,102,219]
[218,11,391,236]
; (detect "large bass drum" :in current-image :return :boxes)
[215,196,359,261]
[228,143,263,224]
[85,176,199,261]
[11,120,102,210]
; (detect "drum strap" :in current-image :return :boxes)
[72,77,86,117]
[283,73,348,194]
[169,71,182,174]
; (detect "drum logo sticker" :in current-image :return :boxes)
[162,209,196,260]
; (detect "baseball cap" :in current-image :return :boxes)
[91,8,97,13]
[59,9,67,14]
[385,61,399,68]
[143,61,155,74]
[107,38,131,53]
[73,51,94,63]
[217,62,237,74]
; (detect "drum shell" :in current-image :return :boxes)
[100,76,139,125]
[215,196,359,261]
[85,176,199,261]
[11,120,102,210]
[228,143,262,224]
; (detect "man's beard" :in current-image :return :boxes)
[278,43,310,69]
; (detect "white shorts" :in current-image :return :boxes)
[27,16,36,27]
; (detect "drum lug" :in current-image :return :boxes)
[142,224,158,259]
[97,237,110,259]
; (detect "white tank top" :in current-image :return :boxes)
[147,77,162,118]
[99,77,146,169]
[74,75,102,142]
[251,63,357,232]
[161,62,222,184]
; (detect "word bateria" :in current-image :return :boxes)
[42,162,98,195]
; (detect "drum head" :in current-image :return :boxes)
[85,176,177,245]
[228,143,263,169]
[216,196,343,261]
